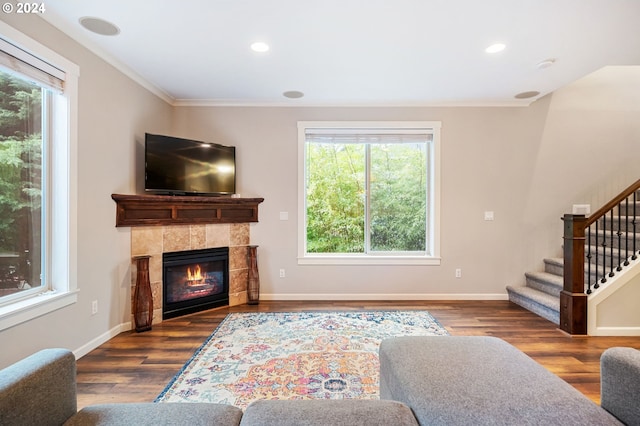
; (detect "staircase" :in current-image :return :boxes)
[507,185,640,327]
[507,259,563,324]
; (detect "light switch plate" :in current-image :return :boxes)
[572,204,591,215]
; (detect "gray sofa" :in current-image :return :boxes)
[1,337,638,425]
[0,348,415,426]
[380,336,640,425]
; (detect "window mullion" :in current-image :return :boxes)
[42,89,52,290]
[364,143,371,254]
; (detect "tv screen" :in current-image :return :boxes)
[145,133,236,196]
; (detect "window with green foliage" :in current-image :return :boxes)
[298,122,441,265]
[0,69,44,301]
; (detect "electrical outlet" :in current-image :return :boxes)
[279,269,286,278]
[91,300,98,315]
[455,268,462,278]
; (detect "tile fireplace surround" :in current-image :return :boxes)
[130,223,252,325]
[112,193,263,326]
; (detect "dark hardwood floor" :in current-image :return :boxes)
[75,300,640,409]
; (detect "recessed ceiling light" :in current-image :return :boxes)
[283,90,304,99]
[536,58,556,69]
[250,42,270,53]
[514,91,540,99]
[485,43,506,54]
[79,17,120,36]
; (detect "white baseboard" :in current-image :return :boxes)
[259,293,509,301]
[73,321,131,359]
[589,326,640,336]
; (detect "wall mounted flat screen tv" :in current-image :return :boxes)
[145,133,236,196]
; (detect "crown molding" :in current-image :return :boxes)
[37,14,175,105]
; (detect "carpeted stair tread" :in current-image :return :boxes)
[507,286,559,309]
[544,258,564,276]
[506,285,559,324]
[585,244,634,259]
[524,271,563,296]
[545,256,622,283]
[545,257,563,267]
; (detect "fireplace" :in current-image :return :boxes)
[162,247,229,319]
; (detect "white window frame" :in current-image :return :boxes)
[0,21,78,331]
[298,121,441,265]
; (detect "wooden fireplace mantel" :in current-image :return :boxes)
[111,193,264,227]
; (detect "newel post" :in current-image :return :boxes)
[560,214,587,335]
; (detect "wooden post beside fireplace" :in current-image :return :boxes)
[132,255,153,332]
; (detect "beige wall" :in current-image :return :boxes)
[171,74,640,300]
[0,15,172,367]
[171,104,550,298]
[0,13,638,367]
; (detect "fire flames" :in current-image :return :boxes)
[186,264,203,282]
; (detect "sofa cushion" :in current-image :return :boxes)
[65,403,242,426]
[240,399,418,426]
[379,336,621,425]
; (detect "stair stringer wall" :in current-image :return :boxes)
[588,256,640,336]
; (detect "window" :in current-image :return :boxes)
[298,121,441,265]
[0,22,78,330]
[0,67,44,301]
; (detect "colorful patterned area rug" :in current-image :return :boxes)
[156,311,448,409]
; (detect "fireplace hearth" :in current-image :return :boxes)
[162,247,229,319]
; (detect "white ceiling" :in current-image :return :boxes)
[41,0,640,106]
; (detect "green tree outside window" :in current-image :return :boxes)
[0,70,43,297]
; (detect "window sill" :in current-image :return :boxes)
[298,256,441,266]
[0,290,78,332]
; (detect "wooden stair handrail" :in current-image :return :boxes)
[586,178,640,226]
